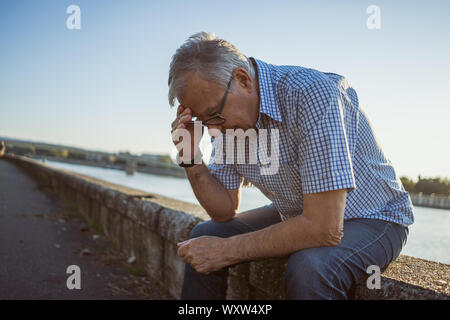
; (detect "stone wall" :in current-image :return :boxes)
[5,154,449,300]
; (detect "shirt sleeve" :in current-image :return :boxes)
[298,80,356,194]
[208,136,243,189]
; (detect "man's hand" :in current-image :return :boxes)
[171,105,193,138]
[0,140,5,157]
[171,105,202,163]
[177,236,235,274]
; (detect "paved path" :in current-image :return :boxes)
[0,159,170,300]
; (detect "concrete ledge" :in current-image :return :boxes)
[5,154,449,300]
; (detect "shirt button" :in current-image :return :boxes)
[271,191,277,196]
[261,161,268,167]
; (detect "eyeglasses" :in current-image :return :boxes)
[187,77,232,127]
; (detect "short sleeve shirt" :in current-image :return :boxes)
[208,58,414,226]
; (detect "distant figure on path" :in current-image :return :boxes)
[0,140,5,157]
[169,32,414,300]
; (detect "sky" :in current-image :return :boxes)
[0,0,449,179]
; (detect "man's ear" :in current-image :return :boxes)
[233,68,253,93]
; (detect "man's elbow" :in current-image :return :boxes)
[317,227,343,247]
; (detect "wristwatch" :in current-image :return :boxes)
[177,152,203,168]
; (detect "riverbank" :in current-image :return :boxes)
[29,155,186,179]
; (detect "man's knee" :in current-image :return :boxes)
[285,248,329,284]
[189,221,216,239]
[284,248,341,299]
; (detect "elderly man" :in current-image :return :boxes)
[0,140,5,157]
[169,32,414,300]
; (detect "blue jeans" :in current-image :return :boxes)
[180,204,408,300]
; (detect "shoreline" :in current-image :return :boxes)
[23,155,450,210]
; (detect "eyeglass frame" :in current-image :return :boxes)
[187,76,233,127]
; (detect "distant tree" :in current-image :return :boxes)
[114,158,126,166]
[61,149,69,158]
[414,176,450,196]
[67,150,86,160]
[35,148,52,157]
[14,145,35,155]
[160,155,172,163]
[50,148,60,158]
[102,155,113,163]
[400,176,415,193]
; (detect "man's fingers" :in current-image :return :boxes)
[177,105,191,117]
[177,105,184,116]
[177,240,192,257]
[171,119,191,137]
[196,267,211,275]
[171,110,192,131]
[177,239,192,247]
[177,245,185,257]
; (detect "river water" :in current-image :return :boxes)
[45,160,450,265]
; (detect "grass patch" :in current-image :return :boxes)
[87,218,104,234]
[127,265,147,277]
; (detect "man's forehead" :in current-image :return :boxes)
[179,75,221,116]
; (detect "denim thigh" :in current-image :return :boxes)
[284,218,408,299]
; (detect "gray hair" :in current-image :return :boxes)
[168,32,255,107]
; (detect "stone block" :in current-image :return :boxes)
[227,263,251,299]
[104,189,117,210]
[100,205,110,237]
[132,224,145,263]
[78,179,89,196]
[90,200,101,223]
[142,229,165,281]
[157,207,200,243]
[121,217,134,257]
[77,191,91,219]
[139,201,163,231]
[84,182,96,200]
[126,198,141,221]
[248,258,288,300]
[92,185,107,203]
[50,175,59,192]
[163,241,185,299]
[354,277,450,300]
[63,185,77,208]
[249,285,273,300]
[114,192,129,215]
[109,212,122,250]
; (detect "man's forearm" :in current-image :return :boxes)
[227,213,342,264]
[185,163,235,221]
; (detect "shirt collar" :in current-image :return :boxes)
[250,57,283,123]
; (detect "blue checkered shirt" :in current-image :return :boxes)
[208,58,414,226]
